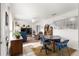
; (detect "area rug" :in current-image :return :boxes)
[32,46,76,56]
[23,45,35,56]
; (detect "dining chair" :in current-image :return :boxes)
[40,33,51,55]
[56,40,70,56]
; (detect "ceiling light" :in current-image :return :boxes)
[32,19,36,23]
[70,17,75,21]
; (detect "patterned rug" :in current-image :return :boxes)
[32,46,76,56]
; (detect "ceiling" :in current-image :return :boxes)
[11,3,78,21]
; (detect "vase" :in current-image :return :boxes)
[16,36,20,39]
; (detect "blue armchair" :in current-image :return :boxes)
[20,31,27,42]
[56,40,70,56]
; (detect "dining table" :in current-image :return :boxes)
[45,35,61,52]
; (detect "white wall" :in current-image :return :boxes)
[77,4,79,50]
[8,7,13,49]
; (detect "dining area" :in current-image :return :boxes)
[36,24,71,56]
[38,32,70,56]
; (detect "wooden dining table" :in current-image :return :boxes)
[45,35,61,52]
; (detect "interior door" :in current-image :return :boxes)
[5,12,9,55]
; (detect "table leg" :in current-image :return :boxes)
[53,41,55,52]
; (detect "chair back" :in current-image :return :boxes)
[56,40,69,48]
[62,40,69,44]
[40,34,51,45]
[62,40,69,48]
[40,34,45,43]
[20,31,27,39]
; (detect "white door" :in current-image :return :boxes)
[0,3,8,56]
[5,12,9,55]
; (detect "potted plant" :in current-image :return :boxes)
[13,31,21,39]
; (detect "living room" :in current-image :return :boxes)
[0,3,79,56]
